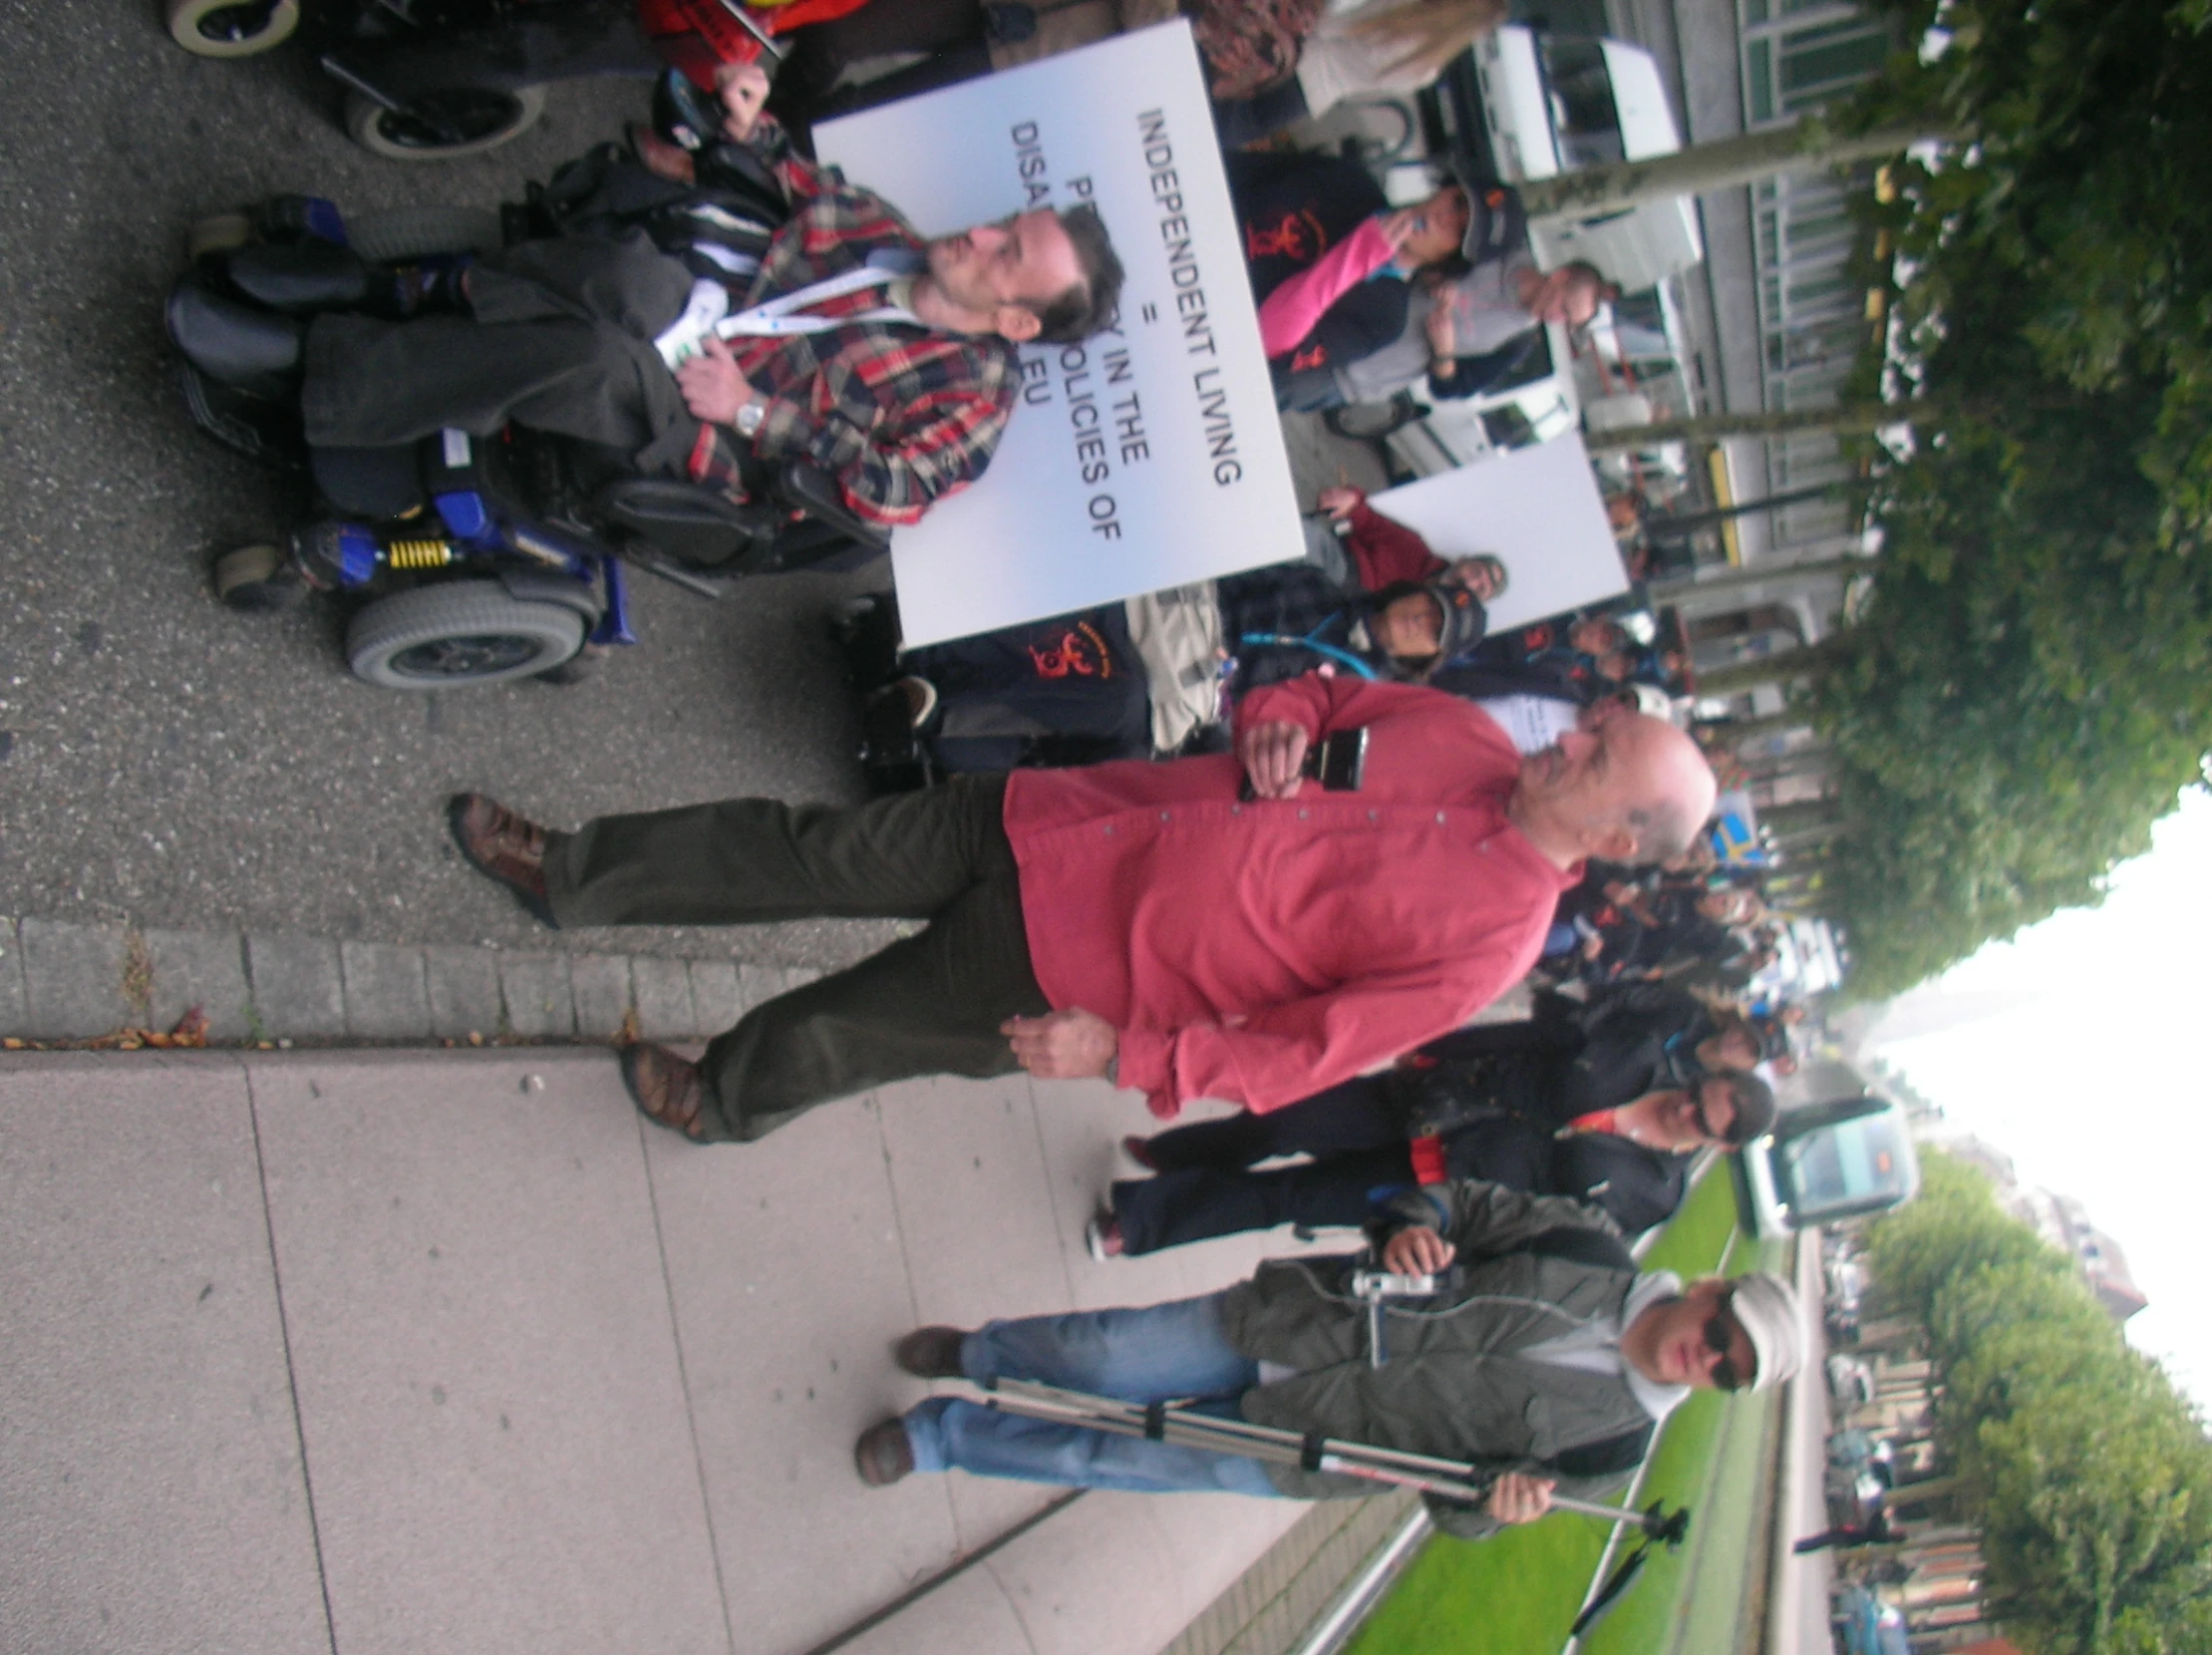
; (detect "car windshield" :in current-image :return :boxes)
[1780,1112,1911,1221]
[1539,38,1626,168]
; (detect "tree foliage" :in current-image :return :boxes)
[1772,0,2212,995]
[1864,1153,2212,1654]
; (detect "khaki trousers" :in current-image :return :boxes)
[543,776,1049,1141]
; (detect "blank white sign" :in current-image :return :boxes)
[1368,433,1628,631]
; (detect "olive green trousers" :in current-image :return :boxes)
[543,775,1049,1141]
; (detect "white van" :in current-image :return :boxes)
[1734,1095,1922,1238]
[1458,26,1704,293]
[1345,28,1704,474]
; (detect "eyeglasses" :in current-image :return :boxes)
[1703,1289,1747,1392]
[1686,1086,1734,1146]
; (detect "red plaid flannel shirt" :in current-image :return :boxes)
[686,128,1021,527]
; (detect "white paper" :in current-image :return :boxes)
[1367,433,1628,632]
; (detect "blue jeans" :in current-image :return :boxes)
[900,1292,1285,1497]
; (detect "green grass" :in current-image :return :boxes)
[1343,1172,1754,1655]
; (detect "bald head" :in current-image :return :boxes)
[1508,713,1717,868]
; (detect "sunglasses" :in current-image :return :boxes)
[1686,1086,1732,1146]
[1703,1288,1747,1392]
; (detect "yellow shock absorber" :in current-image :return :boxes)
[385,537,456,570]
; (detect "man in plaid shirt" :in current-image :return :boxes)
[291,85,1123,526]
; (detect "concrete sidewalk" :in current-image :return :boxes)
[0,1046,1316,1655]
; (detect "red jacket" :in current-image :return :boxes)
[1341,499,1445,590]
[639,0,874,85]
[1002,673,1571,1118]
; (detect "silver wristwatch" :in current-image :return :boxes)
[734,395,767,439]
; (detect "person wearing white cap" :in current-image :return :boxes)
[853,1182,1802,1539]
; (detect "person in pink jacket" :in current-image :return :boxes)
[446,676,1716,1143]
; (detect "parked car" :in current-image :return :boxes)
[1831,1584,1910,1655]
[1827,1353,1877,1407]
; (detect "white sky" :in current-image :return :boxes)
[1869,785,2212,1412]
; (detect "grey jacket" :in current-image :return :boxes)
[1218,1183,1659,1539]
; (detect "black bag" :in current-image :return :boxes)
[524,141,788,282]
[1385,1055,1512,1139]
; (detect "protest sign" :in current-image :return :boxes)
[1367,433,1627,631]
[815,24,1303,646]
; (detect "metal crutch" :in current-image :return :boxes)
[969,1377,1690,1632]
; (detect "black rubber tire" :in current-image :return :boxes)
[167,0,298,57]
[213,543,305,612]
[345,581,585,690]
[344,87,546,164]
[344,205,506,262]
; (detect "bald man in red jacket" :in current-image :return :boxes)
[449,672,1716,1143]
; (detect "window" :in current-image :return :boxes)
[1745,37,1775,122]
[1538,38,1627,168]
[1779,25,1891,111]
[1781,1113,1911,1221]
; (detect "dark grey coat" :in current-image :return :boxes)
[1219,1183,1662,1538]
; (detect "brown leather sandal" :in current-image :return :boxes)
[619,1042,708,1142]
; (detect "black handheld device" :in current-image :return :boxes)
[1239,726,1369,802]
[1312,726,1369,792]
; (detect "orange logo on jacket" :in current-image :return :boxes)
[1245,207,1330,263]
[1029,622,1116,680]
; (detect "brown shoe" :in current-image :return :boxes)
[619,1042,708,1141]
[853,1419,915,1487]
[893,1326,969,1380]
[447,794,557,927]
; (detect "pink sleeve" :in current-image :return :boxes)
[1256,216,1399,357]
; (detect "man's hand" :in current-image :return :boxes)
[1381,1225,1455,1275]
[679,335,755,427]
[1238,720,1311,801]
[715,60,771,143]
[1002,1008,1118,1080]
[1485,1472,1556,1525]
[1316,485,1365,520]
[1424,304,1457,362]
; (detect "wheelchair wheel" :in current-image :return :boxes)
[345,206,505,263]
[166,0,299,57]
[346,581,585,690]
[345,87,547,163]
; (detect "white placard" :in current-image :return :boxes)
[1367,434,1628,631]
[815,24,1303,646]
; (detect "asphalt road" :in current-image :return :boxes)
[0,0,894,967]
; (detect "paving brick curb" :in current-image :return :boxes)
[0,915,818,1049]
